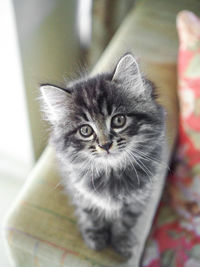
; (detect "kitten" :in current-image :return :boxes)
[40,53,166,266]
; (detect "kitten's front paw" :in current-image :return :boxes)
[111,234,133,259]
[82,228,110,251]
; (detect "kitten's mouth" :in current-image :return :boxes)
[105,151,111,157]
[100,151,111,157]
[101,149,119,158]
[94,144,122,158]
[94,150,112,158]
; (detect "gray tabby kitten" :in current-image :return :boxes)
[40,54,165,266]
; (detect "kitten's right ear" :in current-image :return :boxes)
[112,53,145,96]
[40,84,71,124]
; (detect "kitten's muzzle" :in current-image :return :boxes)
[98,141,113,152]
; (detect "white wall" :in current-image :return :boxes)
[0,1,33,180]
[13,0,81,160]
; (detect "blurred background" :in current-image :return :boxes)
[0,0,136,266]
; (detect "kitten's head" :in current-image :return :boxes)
[40,54,165,174]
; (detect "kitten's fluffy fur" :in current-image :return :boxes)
[40,54,165,263]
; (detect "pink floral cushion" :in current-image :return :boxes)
[141,11,200,266]
[170,11,200,231]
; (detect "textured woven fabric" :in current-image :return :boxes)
[5,147,123,267]
[171,11,200,234]
[141,11,200,267]
[4,0,200,266]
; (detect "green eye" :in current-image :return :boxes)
[79,125,93,137]
[111,114,126,128]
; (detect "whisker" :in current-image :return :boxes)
[133,159,153,184]
[126,148,153,184]
[133,148,170,170]
[134,157,153,183]
[124,149,140,186]
[132,154,153,176]
[91,164,97,193]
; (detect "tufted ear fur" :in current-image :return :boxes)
[40,84,71,124]
[112,53,145,96]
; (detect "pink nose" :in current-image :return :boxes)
[99,141,113,151]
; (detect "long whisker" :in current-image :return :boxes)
[91,161,99,194]
[125,149,140,186]
[133,154,153,176]
[128,150,153,183]
[135,158,153,184]
[133,148,170,170]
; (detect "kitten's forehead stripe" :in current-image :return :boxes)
[79,113,89,122]
[71,75,114,122]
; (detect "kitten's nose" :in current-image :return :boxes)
[99,141,113,152]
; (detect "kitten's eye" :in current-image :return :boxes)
[79,125,93,137]
[111,114,126,128]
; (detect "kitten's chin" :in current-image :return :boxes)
[94,150,124,168]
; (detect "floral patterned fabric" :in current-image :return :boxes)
[141,11,200,266]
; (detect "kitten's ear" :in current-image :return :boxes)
[112,53,145,95]
[40,84,71,124]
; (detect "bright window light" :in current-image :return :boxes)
[77,0,92,47]
[0,1,33,179]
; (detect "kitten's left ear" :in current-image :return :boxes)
[112,53,145,95]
